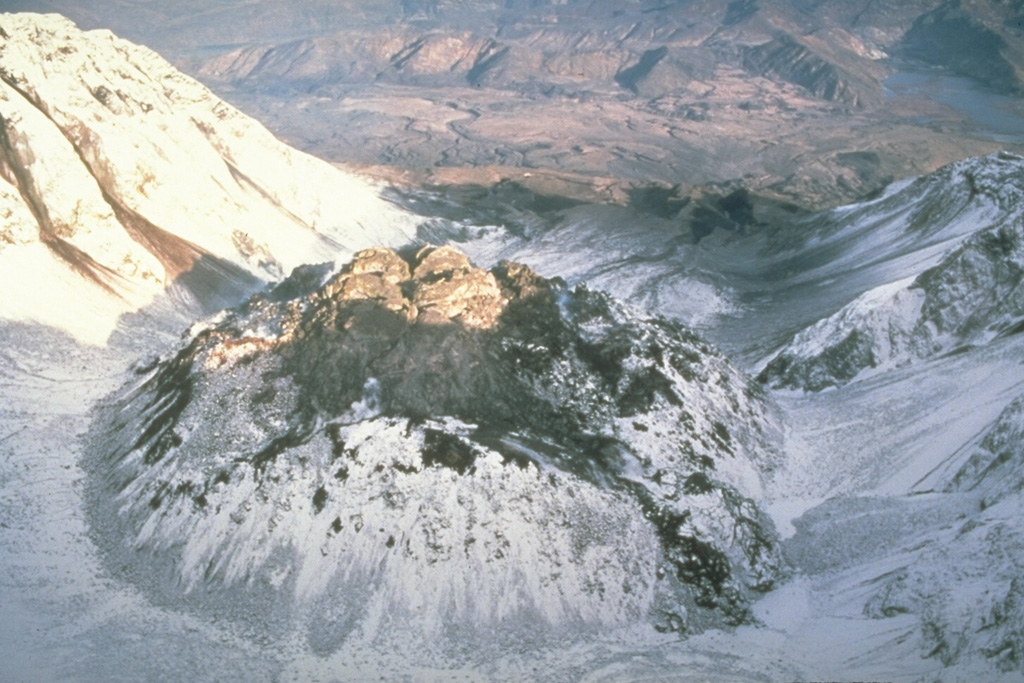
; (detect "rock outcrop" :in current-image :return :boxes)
[85,245,785,652]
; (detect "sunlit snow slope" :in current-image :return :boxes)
[0,13,417,344]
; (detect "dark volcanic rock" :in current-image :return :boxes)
[84,245,784,651]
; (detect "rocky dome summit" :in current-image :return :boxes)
[316,244,516,328]
[85,245,784,652]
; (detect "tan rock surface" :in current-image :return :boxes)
[317,245,516,329]
[411,246,507,328]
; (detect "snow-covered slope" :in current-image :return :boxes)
[395,153,1024,367]
[0,13,417,344]
[758,152,1024,390]
[84,245,784,651]
[762,152,1024,285]
[728,151,1024,676]
[854,389,1024,673]
[942,393,1024,506]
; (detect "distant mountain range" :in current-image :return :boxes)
[22,0,1024,99]
[11,0,1024,211]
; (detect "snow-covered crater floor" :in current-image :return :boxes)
[4,314,1020,682]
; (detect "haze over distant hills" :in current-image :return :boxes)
[15,0,1024,211]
